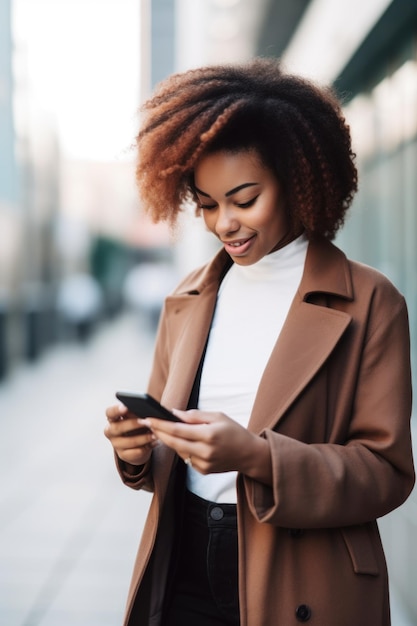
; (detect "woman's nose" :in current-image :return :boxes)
[215,206,239,236]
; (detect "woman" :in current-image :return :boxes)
[105,58,414,626]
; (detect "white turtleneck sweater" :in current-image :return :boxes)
[186,234,309,503]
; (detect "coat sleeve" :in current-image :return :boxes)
[115,301,171,490]
[115,454,154,491]
[242,293,415,529]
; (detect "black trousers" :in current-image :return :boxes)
[163,490,240,626]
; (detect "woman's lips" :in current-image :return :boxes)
[222,236,255,256]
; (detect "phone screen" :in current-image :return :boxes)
[115,392,182,422]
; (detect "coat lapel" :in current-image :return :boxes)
[160,291,215,409]
[249,238,353,433]
[159,253,230,410]
[248,296,351,433]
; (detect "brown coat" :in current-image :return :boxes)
[118,238,414,626]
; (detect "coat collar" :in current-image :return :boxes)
[174,237,353,303]
[162,238,353,432]
[299,237,353,302]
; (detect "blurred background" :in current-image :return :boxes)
[0,0,416,624]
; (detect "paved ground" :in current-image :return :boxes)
[0,311,415,625]
[0,313,154,626]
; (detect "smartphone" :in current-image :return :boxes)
[115,391,182,422]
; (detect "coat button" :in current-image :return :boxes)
[295,604,312,622]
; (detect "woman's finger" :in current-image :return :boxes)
[106,403,128,421]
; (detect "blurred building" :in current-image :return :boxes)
[0,0,74,375]
[0,0,174,377]
[0,0,17,378]
[0,0,59,373]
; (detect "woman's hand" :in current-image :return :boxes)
[142,409,272,485]
[104,403,158,466]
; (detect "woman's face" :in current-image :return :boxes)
[194,149,289,266]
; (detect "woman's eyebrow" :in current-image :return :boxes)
[193,185,210,198]
[194,182,259,198]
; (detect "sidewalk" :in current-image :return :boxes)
[0,313,155,626]
[0,312,414,625]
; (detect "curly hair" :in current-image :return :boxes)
[135,57,358,239]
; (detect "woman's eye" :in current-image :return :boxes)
[199,202,217,210]
[237,195,259,209]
